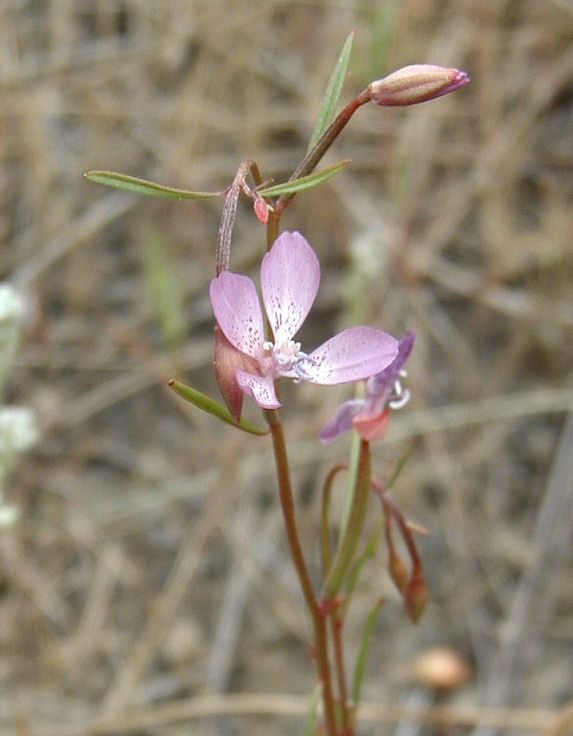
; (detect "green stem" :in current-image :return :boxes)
[320,464,346,578]
[339,428,362,540]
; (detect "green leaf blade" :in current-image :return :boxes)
[352,598,384,708]
[257,160,350,198]
[85,171,223,200]
[169,380,267,436]
[307,31,354,153]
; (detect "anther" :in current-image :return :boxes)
[388,387,411,410]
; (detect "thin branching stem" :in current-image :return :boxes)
[264,408,338,736]
[274,88,371,216]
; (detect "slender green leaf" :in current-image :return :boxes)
[307,31,354,152]
[85,171,223,199]
[324,440,371,599]
[352,598,384,707]
[304,682,323,736]
[386,443,415,490]
[257,160,350,198]
[340,517,384,619]
[339,421,362,540]
[169,380,267,436]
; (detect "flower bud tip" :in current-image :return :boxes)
[405,571,429,623]
[368,64,469,107]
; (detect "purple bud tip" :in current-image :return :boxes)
[368,64,470,107]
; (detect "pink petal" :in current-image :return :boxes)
[210,271,265,358]
[235,369,281,409]
[353,409,391,443]
[261,231,320,344]
[368,332,415,397]
[304,327,398,385]
[320,399,364,445]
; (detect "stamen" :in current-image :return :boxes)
[388,387,411,410]
[291,353,316,382]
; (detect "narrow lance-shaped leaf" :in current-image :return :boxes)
[257,160,350,198]
[85,171,223,200]
[340,516,384,620]
[307,31,354,152]
[169,380,267,436]
[352,598,385,707]
[386,443,415,490]
[324,440,372,599]
[321,464,347,577]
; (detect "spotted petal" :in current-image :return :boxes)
[235,369,280,409]
[261,231,320,344]
[210,271,265,358]
[302,327,398,385]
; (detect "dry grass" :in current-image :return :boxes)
[1,1,572,735]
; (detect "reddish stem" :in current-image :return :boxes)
[264,410,337,736]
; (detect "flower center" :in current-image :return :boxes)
[262,339,308,379]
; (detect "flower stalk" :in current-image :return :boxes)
[264,407,338,736]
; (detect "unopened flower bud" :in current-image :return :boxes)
[214,325,257,422]
[405,569,429,623]
[388,545,409,595]
[368,64,469,107]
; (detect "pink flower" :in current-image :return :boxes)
[320,332,415,444]
[210,231,398,412]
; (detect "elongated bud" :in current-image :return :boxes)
[368,64,469,107]
[214,324,264,423]
[384,511,409,595]
[214,326,249,422]
[405,569,429,623]
[388,545,409,596]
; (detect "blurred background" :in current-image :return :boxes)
[1,1,572,735]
